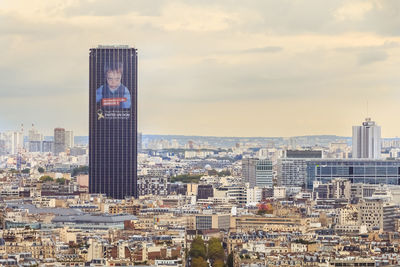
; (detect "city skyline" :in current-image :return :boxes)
[1,1,400,137]
[3,2,400,265]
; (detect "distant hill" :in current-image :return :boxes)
[34,134,400,148]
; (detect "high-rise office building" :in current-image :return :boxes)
[54,128,66,155]
[89,45,138,199]
[352,118,381,159]
[2,131,23,155]
[42,141,53,153]
[277,149,322,188]
[28,124,43,152]
[242,158,273,188]
[255,159,273,188]
[65,130,74,149]
[242,158,258,188]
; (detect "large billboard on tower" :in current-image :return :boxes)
[96,61,132,120]
[89,45,138,199]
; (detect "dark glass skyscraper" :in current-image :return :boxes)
[89,45,138,199]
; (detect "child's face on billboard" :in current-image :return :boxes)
[106,71,122,90]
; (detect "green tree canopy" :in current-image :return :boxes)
[189,236,207,259]
[38,167,45,173]
[71,166,89,177]
[39,175,54,182]
[171,174,202,184]
[56,178,66,185]
[208,238,224,263]
[217,170,231,177]
[207,169,231,177]
[213,259,224,267]
[192,257,208,267]
[21,168,30,174]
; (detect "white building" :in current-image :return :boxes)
[65,130,74,148]
[273,187,286,199]
[2,131,23,154]
[352,118,381,159]
[246,185,262,205]
[358,198,397,232]
[28,124,43,152]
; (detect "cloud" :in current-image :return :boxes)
[62,0,167,17]
[334,41,394,65]
[361,0,400,36]
[335,41,400,52]
[239,46,283,54]
[358,50,388,65]
[1,0,400,137]
[334,1,373,21]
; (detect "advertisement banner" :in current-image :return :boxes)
[96,61,131,120]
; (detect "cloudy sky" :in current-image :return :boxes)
[1,0,400,137]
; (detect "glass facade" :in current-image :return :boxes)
[256,159,273,187]
[306,159,400,189]
[89,46,138,199]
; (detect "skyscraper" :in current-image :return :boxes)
[2,131,23,155]
[54,128,66,155]
[28,124,43,152]
[352,118,381,159]
[242,158,258,188]
[65,130,74,149]
[89,45,138,199]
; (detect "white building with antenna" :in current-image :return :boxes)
[352,118,381,159]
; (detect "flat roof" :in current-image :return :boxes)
[97,45,130,48]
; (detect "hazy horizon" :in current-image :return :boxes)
[7,131,400,140]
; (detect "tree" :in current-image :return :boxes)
[38,167,45,173]
[192,257,207,267]
[189,236,207,259]
[39,176,53,182]
[208,238,225,263]
[217,170,231,177]
[208,169,218,176]
[213,259,224,267]
[171,174,202,184]
[56,178,66,185]
[71,166,89,177]
[258,203,273,215]
[21,168,30,174]
[227,252,234,267]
